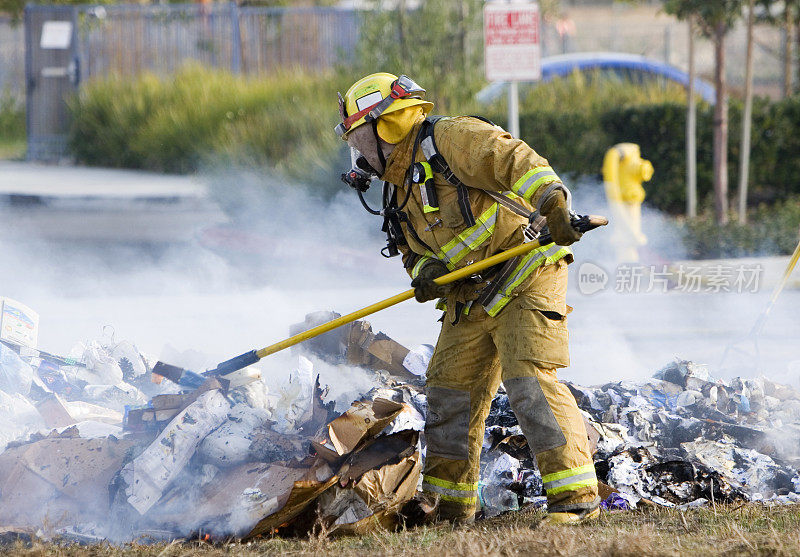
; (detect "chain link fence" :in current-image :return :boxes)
[75,4,358,80]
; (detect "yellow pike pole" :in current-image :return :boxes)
[151,215,607,382]
[749,236,800,337]
[257,238,540,359]
[719,236,800,371]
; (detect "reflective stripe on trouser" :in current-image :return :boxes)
[421,475,478,505]
[422,262,598,520]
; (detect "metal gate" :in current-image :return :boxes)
[24,5,80,160]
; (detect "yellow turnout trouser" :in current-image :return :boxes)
[421,260,599,519]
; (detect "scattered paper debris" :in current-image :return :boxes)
[0,311,797,544]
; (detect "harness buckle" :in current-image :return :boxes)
[424,218,443,231]
[524,212,547,242]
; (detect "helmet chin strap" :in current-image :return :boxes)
[372,120,387,176]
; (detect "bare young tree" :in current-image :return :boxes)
[738,0,756,224]
[664,0,744,225]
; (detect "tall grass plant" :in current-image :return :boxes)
[0,91,25,159]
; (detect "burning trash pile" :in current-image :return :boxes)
[568,360,800,509]
[0,297,798,543]
[0,302,427,542]
[484,359,800,514]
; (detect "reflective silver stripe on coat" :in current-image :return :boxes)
[514,169,558,198]
[485,243,564,311]
[421,135,437,160]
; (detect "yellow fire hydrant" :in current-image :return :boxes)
[602,143,653,262]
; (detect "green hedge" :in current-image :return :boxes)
[680,195,800,258]
[67,67,800,242]
[499,96,800,215]
[68,66,350,176]
[0,92,24,139]
[0,93,25,159]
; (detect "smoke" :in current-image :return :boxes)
[0,163,798,541]
[1,167,797,389]
[564,177,800,388]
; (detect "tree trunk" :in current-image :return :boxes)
[687,17,697,218]
[458,0,468,78]
[784,1,793,98]
[738,0,755,225]
[796,16,800,94]
[397,0,407,67]
[713,22,729,225]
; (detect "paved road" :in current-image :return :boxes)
[0,161,206,198]
[0,161,226,242]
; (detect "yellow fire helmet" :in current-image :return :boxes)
[335,73,433,140]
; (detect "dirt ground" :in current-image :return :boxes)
[2,504,799,557]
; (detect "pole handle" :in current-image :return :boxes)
[254,238,545,359]
[249,214,609,363]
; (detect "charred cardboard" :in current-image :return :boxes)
[337,430,418,484]
[133,397,410,539]
[270,432,421,537]
[346,321,415,381]
[311,398,404,462]
[249,427,309,463]
[247,417,418,538]
[291,312,416,381]
[0,434,134,528]
[144,459,337,539]
[35,393,75,429]
[244,462,339,539]
[317,451,421,535]
[325,433,421,535]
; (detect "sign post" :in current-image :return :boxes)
[483,1,541,138]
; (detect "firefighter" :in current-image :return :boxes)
[335,73,599,524]
[602,143,654,262]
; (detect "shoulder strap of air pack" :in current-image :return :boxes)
[418,116,538,223]
[418,116,476,227]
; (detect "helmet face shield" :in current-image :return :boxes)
[394,74,425,97]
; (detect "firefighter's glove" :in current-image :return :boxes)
[450,277,486,304]
[540,190,582,246]
[411,260,451,303]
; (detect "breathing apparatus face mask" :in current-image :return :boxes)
[342,146,378,192]
[337,78,423,193]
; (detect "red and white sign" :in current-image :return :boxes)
[484,2,541,82]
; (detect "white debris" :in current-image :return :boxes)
[0,390,45,452]
[70,340,124,386]
[198,403,273,467]
[122,389,230,515]
[0,342,34,395]
[402,344,434,376]
[272,356,315,433]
